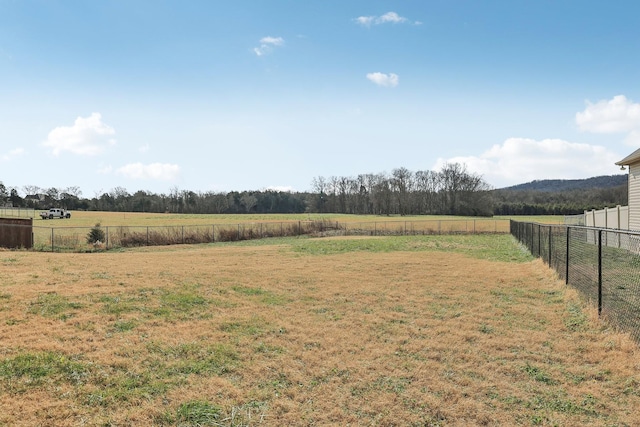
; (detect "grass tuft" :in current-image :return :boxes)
[27,293,83,320]
[565,303,588,331]
[176,400,221,425]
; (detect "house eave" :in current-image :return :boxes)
[616,148,640,166]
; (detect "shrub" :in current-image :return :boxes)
[87,223,105,244]
[217,228,240,242]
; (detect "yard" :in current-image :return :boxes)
[0,234,638,426]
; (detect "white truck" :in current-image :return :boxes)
[40,208,71,219]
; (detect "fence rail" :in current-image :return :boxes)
[0,207,36,219]
[0,218,510,252]
[511,220,640,342]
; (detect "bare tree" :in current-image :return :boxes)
[64,186,82,199]
[240,193,258,213]
[22,185,41,197]
[311,176,327,212]
[391,167,413,215]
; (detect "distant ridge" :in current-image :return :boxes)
[499,174,627,192]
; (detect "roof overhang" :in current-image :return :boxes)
[615,147,640,166]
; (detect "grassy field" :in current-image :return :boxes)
[29,212,516,252]
[1,234,638,426]
[32,211,551,228]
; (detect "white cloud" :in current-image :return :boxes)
[42,112,116,156]
[378,12,408,24]
[1,147,25,161]
[260,36,284,46]
[434,138,622,188]
[355,16,375,26]
[366,72,399,87]
[115,162,180,181]
[354,11,415,26]
[576,95,640,134]
[624,130,640,146]
[253,36,284,56]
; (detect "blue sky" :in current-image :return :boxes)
[2,0,640,198]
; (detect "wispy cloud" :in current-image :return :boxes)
[354,11,418,26]
[434,138,621,188]
[1,147,25,162]
[115,162,180,181]
[42,112,116,156]
[366,72,399,87]
[576,95,640,146]
[253,36,284,56]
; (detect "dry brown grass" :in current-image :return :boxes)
[0,236,639,426]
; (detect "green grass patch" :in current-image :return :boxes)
[220,317,265,337]
[254,342,285,356]
[111,320,137,333]
[151,287,210,320]
[146,341,239,376]
[522,363,556,385]
[99,295,142,315]
[86,368,173,406]
[525,391,599,417]
[176,400,222,425]
[27,293,83,320]
[290,235,534,262]
[0,351,88,388]
[232,286,289,306]
[565,303,588,331]
[84,343,238,407]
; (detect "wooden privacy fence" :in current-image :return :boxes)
[0,218,33,249]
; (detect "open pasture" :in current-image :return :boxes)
[30,212,513,252]
[34,211,526,228]
[0,235,639,426]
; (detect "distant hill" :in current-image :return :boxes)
[499,174,627,192]
[492,174,628,215]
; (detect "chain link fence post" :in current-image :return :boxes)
[598,229,603,316]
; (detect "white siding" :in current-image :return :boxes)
[629,163,640,231]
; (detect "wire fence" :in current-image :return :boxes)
[0,207,36,219]
[511,220,640,343]
[0,218,510,252]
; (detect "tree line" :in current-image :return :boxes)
[0,165,628,217]
[308,163,493,216]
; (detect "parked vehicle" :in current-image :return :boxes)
[40,208,71,219]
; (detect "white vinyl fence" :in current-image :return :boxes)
[583,205,629,230]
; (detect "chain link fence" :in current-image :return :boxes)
[0,218,510,252]
[511,220,640,342]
